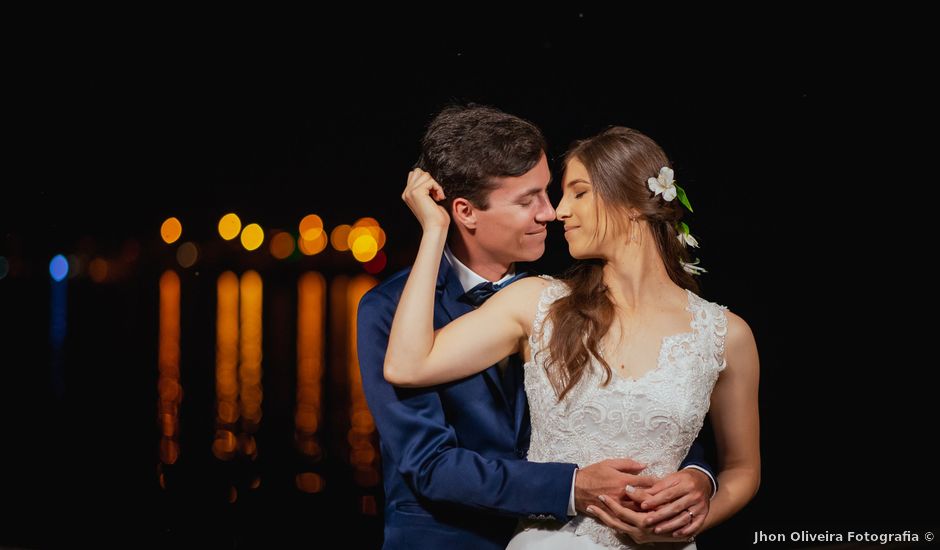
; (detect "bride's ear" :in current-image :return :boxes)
[452,198,478,230]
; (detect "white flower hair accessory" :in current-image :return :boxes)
[648,166,693,212]
[676,222,699,248]
[651,167,706,275]
[680,258,707,275]
[648,166,677,201]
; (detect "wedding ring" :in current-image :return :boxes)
[686,509,694,521]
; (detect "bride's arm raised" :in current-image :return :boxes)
[383,169,545,388]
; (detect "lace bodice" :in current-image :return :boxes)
[521,276,728,549]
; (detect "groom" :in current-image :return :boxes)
[357,104,715,549]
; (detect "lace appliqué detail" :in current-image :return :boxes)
[519,277,727,549]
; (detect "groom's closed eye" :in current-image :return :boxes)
[517,188,550,207]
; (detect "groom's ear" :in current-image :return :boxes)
[452,198,478,229]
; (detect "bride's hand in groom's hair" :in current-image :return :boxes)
[402,169,450,231]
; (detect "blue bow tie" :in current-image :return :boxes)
[459,272,530,307]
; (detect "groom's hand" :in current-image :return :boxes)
[574,459,655,515]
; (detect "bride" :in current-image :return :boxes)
[384,127,760,549]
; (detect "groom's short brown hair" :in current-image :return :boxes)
[416,104,546,210]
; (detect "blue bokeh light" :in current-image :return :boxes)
[49,254,69,282]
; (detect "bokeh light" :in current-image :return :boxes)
[216,272,240,433]
[161,217,182,244]
[212,429,237,460]
[88,258,109,283]
[352,217,386,250]
[295,472,324,494]
[299,231,328,256]
[296,272,325,462]
[158,270,181,466]
[218,213,242,241]
[159,438,179,464]
[239,434,258,458]
[239,271,264,429]
[330,224,352,252]
[240,223,264,251]
[176,242,199,268]
[49,254,68,282]
[0,256,10,280]
[350,234,378,262]
[363,250,387,274]
[298,214,324,241]
[269,232,296,259]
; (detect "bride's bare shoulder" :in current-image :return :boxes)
[725,310,755,348]
[499,275,553,302]
[484,276,556,325]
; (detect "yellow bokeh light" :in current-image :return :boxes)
[346,226,372,250]
[218,213,241,241]
[161,217,182,244]
[299,214,324,241]
[351,234,378,262]
[331,224,352,251]
[240,223,264,251]
[352,217,385,250]
[270,232,296,259]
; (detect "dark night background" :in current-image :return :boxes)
[1,10,934,549]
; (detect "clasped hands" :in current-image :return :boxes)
[575,459,708,543]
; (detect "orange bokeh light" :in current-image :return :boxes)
[299,214,324,241]
[270,231,296,259]
[161,217,182,244]
[330,224,352,252]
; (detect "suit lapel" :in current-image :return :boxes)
[438,255,474,322]
[437,255,513,413]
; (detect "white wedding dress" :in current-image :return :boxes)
[507,277,728,550]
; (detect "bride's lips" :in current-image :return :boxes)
[564,226,580,233]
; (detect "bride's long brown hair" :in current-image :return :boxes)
[544,127,700,400]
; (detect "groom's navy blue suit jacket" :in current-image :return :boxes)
[357,256,714,549]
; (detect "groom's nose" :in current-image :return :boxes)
[535,197,555,223]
